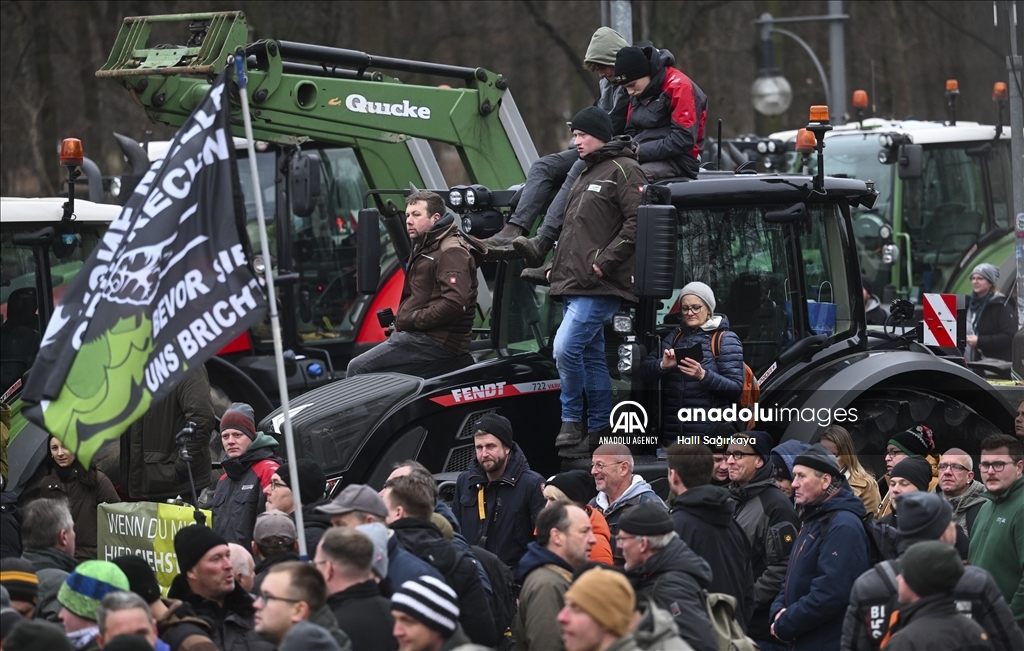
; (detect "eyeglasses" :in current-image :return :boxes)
[725,451,757,460]
[979,460,1012,472]
[255,592,301,605]
[679,304,704,314]
[309,559,329,568]
[270,480,289,491]
[591,461,626,471]
[616,534,639,544]
[937,463,970,473]
[884,449,903,458]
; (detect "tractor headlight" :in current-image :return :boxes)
[882,243,899,265]
[448,189,463,208]
[612,312,634,334]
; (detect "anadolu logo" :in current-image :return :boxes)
[610,401,648,434]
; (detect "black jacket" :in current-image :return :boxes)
[297,498,333,555]
[728,464,800,640]
[639,316,746,438]
[670,485,754,625]
[842,556,1024,651]
[882,593,994,651]
[973,293,1017,361]
[211,433,280,550]
[327,580,398,651]
[625,536,717,651]
[389,517,497,647]
[453,442,546,574]
[167,575,273,651]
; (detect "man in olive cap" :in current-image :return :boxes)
[883,541,991,650]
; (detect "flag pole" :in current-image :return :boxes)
[232,52,307,559]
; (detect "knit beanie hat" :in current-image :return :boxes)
[103,635,156,651]
[473,413,514,449]
[971,263,999,288]
[618,500,673,536]
[703,422,736,452]
[391,576,460,639]
[174,525,228,574]
[888,425,934,457]
[680,281,717,314]
[277,458,327,504]
[614,45,651,84]
[564,567,635,637]
[584,27,629,67]
[890,456,933,492]
[279,620,342,651]
[793,443,843,479]
[900,540,963,598]
[546,469,598,505]
[894,491,953,542]
[2,619,74,651]
[771,440,810,482]
[356,523,390,580]
[743,430,773,464]
[570,106,613,143]
[0,604,21,647]
[221,402,257,440]
[111,555,162,604]
[57,561,129,621]
[0,558,39,605]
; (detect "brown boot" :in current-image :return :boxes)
[520,261,552,286]
[512,235,554,268]
[481,223,526,249]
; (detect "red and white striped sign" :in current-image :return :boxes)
[922,293,957,347]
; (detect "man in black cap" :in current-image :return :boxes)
[882,457,970,559]
[883,542,992,650]
[861,274,887,325]
[842,491,1022,651]
[264,458,331,554]
[613,44,707,180]
[726,431,798,648]
[549,106,647,457]
[167,525,273,651]
[770,444,870,651]
[452,413,545,574]
[617,500,717,651]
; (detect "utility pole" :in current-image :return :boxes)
[1004,1,1024,327]
[602,0,634,44]
[829,1,847,122]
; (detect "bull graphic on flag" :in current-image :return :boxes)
[22,68,268,468]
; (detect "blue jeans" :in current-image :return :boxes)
[553,295,621,432]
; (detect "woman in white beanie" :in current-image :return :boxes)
[639,281,746,439]
[965,263,1016,362]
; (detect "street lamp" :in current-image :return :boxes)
[751,68,793,116]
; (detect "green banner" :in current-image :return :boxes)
[98,502,213,596]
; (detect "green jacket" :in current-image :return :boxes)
[968,475,1024,623]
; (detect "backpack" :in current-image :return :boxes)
[703,592,757,651]
[818,510,899,565]
[470,545,518,651]
[672,329,759,429]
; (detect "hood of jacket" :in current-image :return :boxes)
[584,27,629,67]
[941,479,988,512]
[517,541,575,581]
[627,536,712,589]
[157,598,212,634]
[221,432,278,481]
[22,545,78,572]
[798,479,867,522]
[389,518,455,565]
[635,46,677,101]
[253,551,299,576]
[670,484,735,527]
[582,136,639,166]
[773,440,811,479]
[631,599,687,650]
[464,441,532,486]
[596,474,659,511]
[729,462,778,501]
[301,498,335,530]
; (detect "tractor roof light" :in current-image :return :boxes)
[60,138,84,167]
[852,90,869,109]
[795,129,816,153]
[993,82,1008,101]
[448,188,464,208]
[809,105,830,124]
[945,79,959,94]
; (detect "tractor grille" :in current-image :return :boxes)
[456,408,497,439]
[443,444,476,473]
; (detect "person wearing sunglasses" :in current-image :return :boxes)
[639,281,746,444]
[968,434,1024,626]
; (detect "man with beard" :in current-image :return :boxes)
[514,502,597,651]
[453,413,546,574]
[346,191,481,378]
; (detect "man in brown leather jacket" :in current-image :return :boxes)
[347,191,480,378]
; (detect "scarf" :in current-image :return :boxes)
[967,291,993,334]
[68,626,99,649]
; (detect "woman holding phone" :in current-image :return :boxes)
[640,281,746,440]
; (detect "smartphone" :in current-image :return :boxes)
[672,343,704,363]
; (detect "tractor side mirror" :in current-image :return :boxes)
[357,208,381,295]
[633,204,678,298]
[897,144,923,180]
[289,152,322,217]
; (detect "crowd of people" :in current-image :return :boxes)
[2,407,1022,651]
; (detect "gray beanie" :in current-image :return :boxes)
[970,263,998,289]
[680,281,716,313]
[279,621,342,651]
